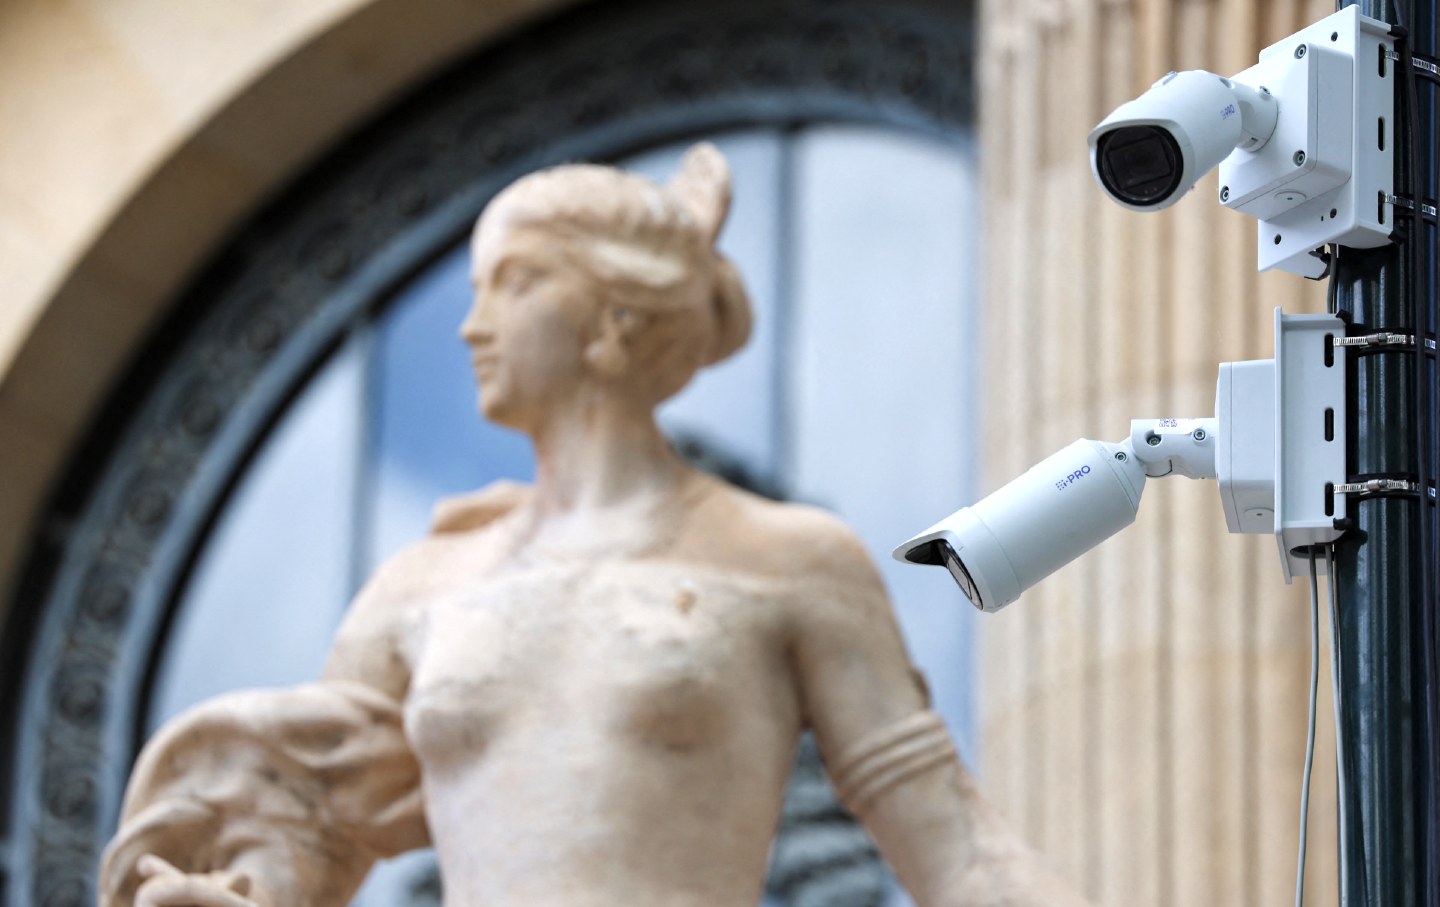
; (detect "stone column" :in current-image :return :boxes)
[975,0,1340,903]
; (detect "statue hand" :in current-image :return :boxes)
[134,855,259,907]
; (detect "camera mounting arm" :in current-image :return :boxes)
[1130,418,1219,480]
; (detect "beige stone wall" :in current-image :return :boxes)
[0,0,575,610]
[977,0,1341,903]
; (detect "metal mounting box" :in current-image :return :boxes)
[1217,6,1396,277]
[1274,310,1347,580]
[1215,310,1347,581]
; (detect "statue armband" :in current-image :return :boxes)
[829,710,957,817]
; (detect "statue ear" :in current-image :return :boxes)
[584,305,631,378]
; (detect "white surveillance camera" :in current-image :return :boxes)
[895,311,1349,607]
[1089,70,1277,211]
[893,439,1147,612]
[1087,9,1396,276]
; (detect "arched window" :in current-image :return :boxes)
[0,3,978,905]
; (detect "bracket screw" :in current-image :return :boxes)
[1192,428,1208,441]
[1114,452,1128,461]
[1295,44,1307,58]
[1293,150,1307,166]
[1220,186,1231,202]
[1146,434,1162,446]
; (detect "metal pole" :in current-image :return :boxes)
[1332,0,1438,903]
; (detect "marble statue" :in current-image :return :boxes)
[98,145,1090,907]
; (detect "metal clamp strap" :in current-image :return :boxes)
[1386,194,1439,220]
[1334,478,1419,495]
[1332,332,1415,349]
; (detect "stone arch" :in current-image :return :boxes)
[0,0,581,615]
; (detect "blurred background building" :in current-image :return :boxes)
[0,0,1336,904]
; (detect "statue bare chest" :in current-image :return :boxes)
[402,560,794,767]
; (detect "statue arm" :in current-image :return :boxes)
[98,679,426,907]
[100,556,430,907]
[787,518,1089,907]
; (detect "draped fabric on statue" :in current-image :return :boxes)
[99,682,427,907]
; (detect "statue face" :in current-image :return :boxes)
[462,220,597,431]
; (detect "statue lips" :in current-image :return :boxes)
[470,354,496,381]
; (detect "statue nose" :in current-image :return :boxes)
[460,312,493,344]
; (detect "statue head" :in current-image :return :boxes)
[463,143,752,429]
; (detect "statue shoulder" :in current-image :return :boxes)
[702,486,883,591]
[429,480,532,535]
[339,480,528,621]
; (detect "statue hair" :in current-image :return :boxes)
[481,143,753,377]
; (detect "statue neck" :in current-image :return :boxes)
[526,393,688,518]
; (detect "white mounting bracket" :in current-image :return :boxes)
[1216,310,1348,581]
[1218,6,1397,278]
[1130,418,1218,479]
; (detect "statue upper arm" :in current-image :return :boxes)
[324,480,531,699]
[756,507,929,748]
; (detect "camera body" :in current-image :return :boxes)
[894,439,1145,612]
[1090,71,1276,212]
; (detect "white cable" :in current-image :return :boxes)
[1326,544,1349,904]
[1296,550,1321,907]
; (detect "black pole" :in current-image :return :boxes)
[1418,2,1440,903]
[1332,0,1438,903]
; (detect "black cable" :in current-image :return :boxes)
[1328,246,1341,315]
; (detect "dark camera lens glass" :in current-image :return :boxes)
[1096,125,1183,206]
[939,542,984,611]
[901,539,985,610]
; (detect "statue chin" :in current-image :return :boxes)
[476,392,524,431]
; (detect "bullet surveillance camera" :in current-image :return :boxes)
[1089,70,1277,212]
[893,439,1147,613]
[896,311,1349,606]
[894,417,1228,611]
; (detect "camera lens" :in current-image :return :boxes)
[939,542,984,611]
[901,539,985,610]
[1095,125,1184,206]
